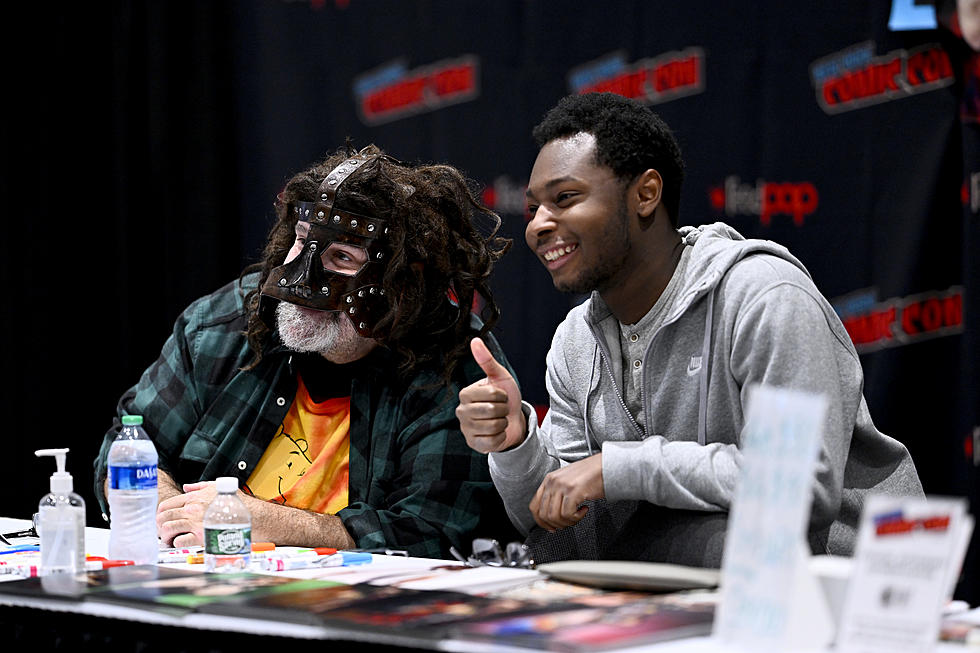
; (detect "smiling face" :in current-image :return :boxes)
[525,133,633,295]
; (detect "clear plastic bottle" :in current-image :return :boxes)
[204,477,251,573]
[107,415,159,564]
[35,448,86,575]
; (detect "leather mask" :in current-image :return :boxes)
[259,154,391,337]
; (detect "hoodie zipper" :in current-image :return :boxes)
[589,323,645,439]
[588,276,716,442]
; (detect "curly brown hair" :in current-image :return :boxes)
[240,144,511,384]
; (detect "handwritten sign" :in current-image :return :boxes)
[714,384,832,651]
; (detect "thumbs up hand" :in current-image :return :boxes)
[456,337,528,453]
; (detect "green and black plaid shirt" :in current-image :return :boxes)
[94,274,518,559]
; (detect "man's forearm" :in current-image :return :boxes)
[245,497,356,549]
[102,468,183,508]
[157,469,184,504]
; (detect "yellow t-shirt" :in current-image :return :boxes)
[246,376,350,514]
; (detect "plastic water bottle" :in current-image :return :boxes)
[35,448,86,575]
[107,415,159,564]
[204,477,251,572]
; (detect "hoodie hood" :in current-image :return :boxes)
[585,222,810,326]
[673,222,811,317]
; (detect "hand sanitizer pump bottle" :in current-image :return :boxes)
[35,448,86,575]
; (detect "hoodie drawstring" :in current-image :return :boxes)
[697,288,715,446]
[584,343,599,456]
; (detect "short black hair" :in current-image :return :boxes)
[532,93,685,225]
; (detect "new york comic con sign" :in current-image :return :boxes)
[810,41,953,114]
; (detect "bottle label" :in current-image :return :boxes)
[108,464,158,490]
[205,527,251,555]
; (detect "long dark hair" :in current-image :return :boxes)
[241,144,511,384]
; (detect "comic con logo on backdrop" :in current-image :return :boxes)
[832,286,964,353]
[810,41,953,114]
[353,55,479,125]
[568,48,704,104]
[708,176,819,227]
[480,176,529,218]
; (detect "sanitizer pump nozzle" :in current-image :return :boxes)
[36,448,74,494]
[35,448,85,575]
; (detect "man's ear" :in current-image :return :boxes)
[634,169,663,219]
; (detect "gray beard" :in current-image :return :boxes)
[275,302,368,362]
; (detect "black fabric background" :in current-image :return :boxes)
[2,0,976,601]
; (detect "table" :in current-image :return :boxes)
[0,517,968,653]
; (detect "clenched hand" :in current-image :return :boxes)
[456,337,527,453]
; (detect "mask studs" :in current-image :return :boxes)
[349,307,356,314]
[367,224,375,232]
[346,296,353,303]
[359,322,366,329]
[369,287,376,294]
[333,215,341,223]
[376,252,384,260]
[358,290,365,297]
[320,193,328,201]
[321,287,329,295]
[309,243,317,251]
[350,219,358,228]
[278,278,287,286]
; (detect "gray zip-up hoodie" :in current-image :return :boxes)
[490,222,923,557]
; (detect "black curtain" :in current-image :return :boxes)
[1,2,242,528]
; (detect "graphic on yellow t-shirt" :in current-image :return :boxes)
[246,377,350,514]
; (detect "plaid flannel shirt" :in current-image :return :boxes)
[94,274,518,559]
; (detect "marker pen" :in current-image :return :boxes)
[250,542,276,563]
[0,564,39,577]
[158,550,200,563]
[263,551,371,571]
[86,560,134,570]
[159,546,203,555]
[286,547,338,559]
[0,545,40,555]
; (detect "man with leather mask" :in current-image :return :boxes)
[94,144,519,558]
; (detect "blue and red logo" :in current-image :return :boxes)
[810,41,953,114]
[568,48,705,105]
[353,55,479,125]
[873,510,951,536]
[832,286,964,353]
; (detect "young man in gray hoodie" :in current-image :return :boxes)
[456,92,923,567]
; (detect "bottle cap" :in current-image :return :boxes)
[35,448,73,493]
[215,477,238,493]
[121,415,144,426]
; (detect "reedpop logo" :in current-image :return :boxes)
[709,176,819,227]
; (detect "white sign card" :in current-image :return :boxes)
[835,494,972,653]
[714,384,833,652]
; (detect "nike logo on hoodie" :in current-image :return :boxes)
[687,355,702,376]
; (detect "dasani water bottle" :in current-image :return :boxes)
[107,415,159,564]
